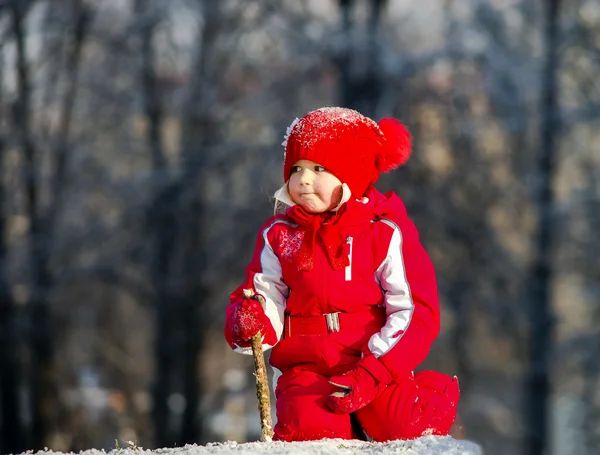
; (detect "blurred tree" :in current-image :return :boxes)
[140,0,246,446]
[0,17,24,454]
[9,0,92,448]
[578,165,600,451]
[133,0,173,446]
[558,3,600,450]
[524,1,561,454]
[9,1,54,449]
[176,0,227,444]
[336,0,387,116]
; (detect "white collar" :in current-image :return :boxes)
[274,183,352,212]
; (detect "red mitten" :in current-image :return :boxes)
[225,297,272,348]
[327,355,392,414]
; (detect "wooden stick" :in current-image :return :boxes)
[243,289,274,442]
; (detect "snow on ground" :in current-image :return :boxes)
[19,436,482,455]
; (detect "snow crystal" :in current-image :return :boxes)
[281,117,300,152]
[16,436,482,455]
[280,107,380,156]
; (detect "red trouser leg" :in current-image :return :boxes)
[356,370,460,441]
[273,368,355,441]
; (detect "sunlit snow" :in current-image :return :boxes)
[17,436,482,455]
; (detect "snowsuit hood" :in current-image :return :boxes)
[333,185,409,228]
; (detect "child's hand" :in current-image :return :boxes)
[326,355,393,414]
[226,297,271,348]
[327,366,380,414]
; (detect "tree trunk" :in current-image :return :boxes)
[10,1,56,449]
[134,0,176,446]
[179,285,203,444]
[0,41,24,453]
[136,0,166,171]
[49,0,90,208]
[148,184,177,448]
[525,1,560,454]
[336,0,387,116]
[13,1,90,447]
[337,0,354,109]
[0,275,21,455]
[175,2,222,443]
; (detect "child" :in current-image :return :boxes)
[224,107,459,442]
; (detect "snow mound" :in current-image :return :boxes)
[19,436,482,455]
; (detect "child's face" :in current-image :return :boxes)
[288,160,343,213]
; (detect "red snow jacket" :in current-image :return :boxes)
[225,186,440,381]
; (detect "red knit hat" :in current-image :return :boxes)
[283,107,412,198]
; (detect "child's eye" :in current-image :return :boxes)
[314,166,326,172]
[291,165,302,173]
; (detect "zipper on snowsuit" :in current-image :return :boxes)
[345,236,353,281]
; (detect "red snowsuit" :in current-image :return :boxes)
[225,186,459,441]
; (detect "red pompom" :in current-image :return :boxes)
[376,118,412,172]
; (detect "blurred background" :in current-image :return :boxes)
[0,0,598,454]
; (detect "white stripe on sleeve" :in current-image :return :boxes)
[369,222,414,358]
[234,220,290,355]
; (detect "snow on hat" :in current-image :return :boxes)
[282,107,412,198]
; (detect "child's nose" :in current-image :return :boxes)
[299,170,312,184]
